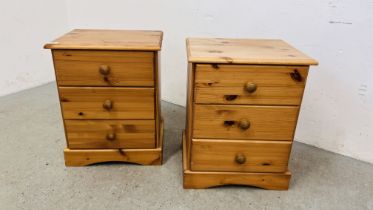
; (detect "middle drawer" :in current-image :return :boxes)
[59,87,154,120]
[193,104,299,140]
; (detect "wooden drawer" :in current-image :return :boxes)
[194,64,308,105]
[193,105,299,140]
[65,120,155,149]
[190,139,291,172]
[53,50,154,86]
[59,87,154,119]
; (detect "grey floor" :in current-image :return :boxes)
[0,83,372,210]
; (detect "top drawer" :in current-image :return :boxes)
[53,50,154,87]
[194,64,308,105]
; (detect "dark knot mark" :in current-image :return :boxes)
[123,124,136,132]
[221,56,233,63]
[208,50,222,53]
[118,149,126,156]
[224,120,235,126]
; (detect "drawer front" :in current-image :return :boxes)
[53,50,154,86]
[190,139,291,172]
[194,64,308,105]
[193,105,299,140]
[59,87,154,119]
[65,120,155,149]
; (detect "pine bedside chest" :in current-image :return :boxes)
[183,38,317,189]
[44,29,163,166]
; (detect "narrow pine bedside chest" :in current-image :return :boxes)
[44,29,163,166]
[183,38,317,189]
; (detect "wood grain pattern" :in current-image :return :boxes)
[185,63,195,154]
[195,64,308,105]
[53,50,154,86]
[65,120,155,149]
[64,148,162,166]
[64,119,163,166]
[182,131,290,190]
[182,131,189,171]
[59,87,154,120]
[154,52,161,147]
[190,139,291,172]
[44,29,163,51]
[183,37,317,189]
[183,170,291,190]
[187,38,318,65]
[46,29,164,167]
[158,117,164,164]
[193,105,299,140]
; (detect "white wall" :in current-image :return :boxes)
[2,0,373,163]
[0,0,68,96]
[295,0,373,163]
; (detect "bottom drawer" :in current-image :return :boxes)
[65,120,155,149]
[190,139,291,172]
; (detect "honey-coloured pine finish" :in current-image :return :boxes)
[191,139,292,172]
[184,38,317,189]
[194,64,309,105]
[45,29,163,166]
[59,87,155,120]
[65,120,155,149]
[53,50,155,86]
[193,105,299,140]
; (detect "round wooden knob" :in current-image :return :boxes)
[103,99,113,110]
[235,153,246,164]
[239,119,250,130]
[99,65,110,76]
[245,82,257,93]
[106,132,116,141]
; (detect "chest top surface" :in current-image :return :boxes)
[187,38,318,65]
[44,29,163,51]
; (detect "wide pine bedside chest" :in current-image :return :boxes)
[183,38,317,189]
[44,29,163,166]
